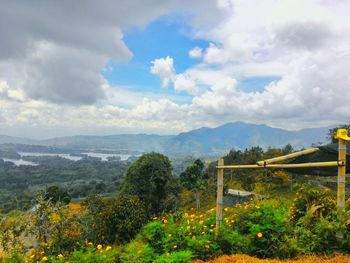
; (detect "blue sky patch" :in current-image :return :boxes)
[102,14,208,99]
[237,76,281,93]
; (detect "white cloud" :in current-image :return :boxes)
[0,0,222,105]
[150,56,175,88]
[173,74,197,93]
[189,47,203,58]
[1,0,350,138]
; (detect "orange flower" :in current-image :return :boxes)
[97,244,103,250]
[205,244,210,249]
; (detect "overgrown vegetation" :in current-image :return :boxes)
[1,140,350,262]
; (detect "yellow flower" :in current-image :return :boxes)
[257,232,263,238]
[173,245,177,249]
[42,256,48,261]
[97,244,103,250]
[168,234,172,237]
[163,219,168,224]
[106,246,112,251]
[166,252,170,256]
[87,242,93,247]
[57,254,63,258]
[30,255,35,259]
[224,207,228,212]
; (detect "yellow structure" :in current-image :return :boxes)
[335,128,350,210]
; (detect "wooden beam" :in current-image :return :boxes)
[257,148,320,166]
[217,161,343,170]
[215,158,224,236]
[337,139,346,210]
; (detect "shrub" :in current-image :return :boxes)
[154,250,192,263]
[223,201,290,258]
[121,241,156,263]
[289,186,336,223]
[82,194,148,244]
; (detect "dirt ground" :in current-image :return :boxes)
[196,254,350,263]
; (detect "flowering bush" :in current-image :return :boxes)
[25,244,121,263]
[123,201,291,261]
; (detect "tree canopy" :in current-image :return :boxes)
[120,152,173,214]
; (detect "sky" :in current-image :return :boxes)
[0,0,349,139]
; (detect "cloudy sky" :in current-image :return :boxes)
[0,0,349,139]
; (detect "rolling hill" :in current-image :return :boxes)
[0,122,331,156]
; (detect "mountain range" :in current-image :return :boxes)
[0,122,332,156]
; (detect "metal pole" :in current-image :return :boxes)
[337,138,346,210]
[215,158,224,236]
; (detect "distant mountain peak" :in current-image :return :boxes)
[0,122,332,156]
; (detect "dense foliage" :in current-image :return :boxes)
[0,157,129,212]
[120,152,175,215]
[1,145,350,262]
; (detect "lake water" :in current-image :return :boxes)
[81,152,131,161]
[19,152,82,161]
[2,158,39,166]
[1,152,133,166]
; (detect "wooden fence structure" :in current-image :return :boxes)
[215,128,350,235]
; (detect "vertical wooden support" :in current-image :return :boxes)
[337,138,346,210]
[215,158,224,236]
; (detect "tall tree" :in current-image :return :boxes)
[180,159,207,210]
[120,152,173,215]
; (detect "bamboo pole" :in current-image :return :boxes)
[337,138,346,210]
[257,148,320,166]
[215,158,224,236]
[217,161,342,170]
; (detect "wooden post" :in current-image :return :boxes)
[337,138,346,210]
[216,158,224,236]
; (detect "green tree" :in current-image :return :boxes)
[120,152,173,215]
[44,185,71,204]
[180,159,207,210]
[82,195,147,244]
